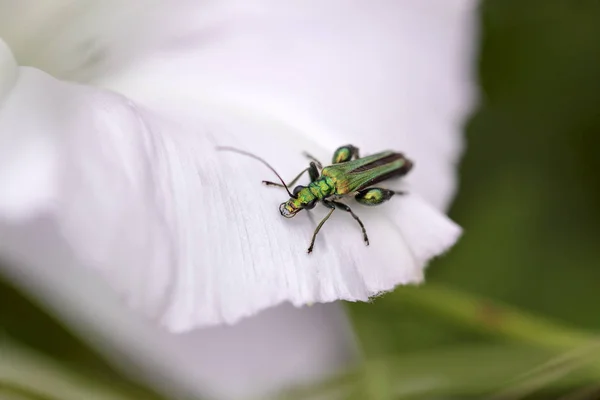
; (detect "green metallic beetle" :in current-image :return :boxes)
[217,145,413,253]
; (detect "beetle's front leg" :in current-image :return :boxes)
[307,162,320,182]
[307,200,336,254]
[302,152,323,169]
[263,162,320,187]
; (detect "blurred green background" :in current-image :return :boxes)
[2,1,600,399]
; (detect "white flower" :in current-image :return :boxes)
[0,1,477,398]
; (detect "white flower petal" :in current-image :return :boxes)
[0,214,356,399]
[98,0,477,211]
[0,39,17,100]
[158,105,462,331]
[0,45,60,220]
[158,302,357,400]
[1,1,477,211]
[0,1,158,82]
[0,57,461,331]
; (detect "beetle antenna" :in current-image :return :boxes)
[216,146,294,198]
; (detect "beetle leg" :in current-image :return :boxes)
[263,166,308,187]
[305,208,316,225]
[264,162,321,188]
[354,187,404,206]
[302,152,323,169]
[307,201,335,254]
[332,145,360,163]
[330,200,369,246]
[307,162,320,182]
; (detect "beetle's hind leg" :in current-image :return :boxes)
[355,188,405,206]
[332,145,360,164]
[330,200,369,247]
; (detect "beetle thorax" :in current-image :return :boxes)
[295,187,317,206]
[307,177,335,199]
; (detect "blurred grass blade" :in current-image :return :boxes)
[558,385,600,400]
[280,344,594,400]
[488,342,600,400]
[396,284,598,351]
[0,335,162,400]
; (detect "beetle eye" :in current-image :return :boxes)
[305,199,317,210]
[293,185,305,197]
